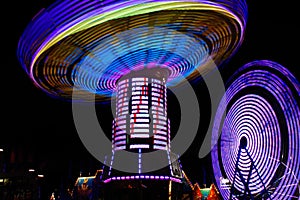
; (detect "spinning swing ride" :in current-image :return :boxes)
[17,0,247,102]
[17,0,299,199]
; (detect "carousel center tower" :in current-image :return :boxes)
[113,68,170,152]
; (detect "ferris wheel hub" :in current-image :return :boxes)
[240,136,247,149]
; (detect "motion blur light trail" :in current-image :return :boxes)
[211,60,300,199]
[17,0,247,102]
[17,0,300,199]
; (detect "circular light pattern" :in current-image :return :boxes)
[211,60,300,199]
[17,0,247,101]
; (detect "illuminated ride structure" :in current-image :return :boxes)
[100,68,186,199]
[17,0,247,199]
[211,60,300,199]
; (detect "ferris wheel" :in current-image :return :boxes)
[211,60,300,199]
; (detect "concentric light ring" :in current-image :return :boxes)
[211,60,300,199]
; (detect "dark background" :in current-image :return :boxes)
[1,0,299,195]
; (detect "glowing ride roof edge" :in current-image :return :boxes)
[30,2,245,72]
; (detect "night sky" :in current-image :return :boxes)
[1,0,299,190]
